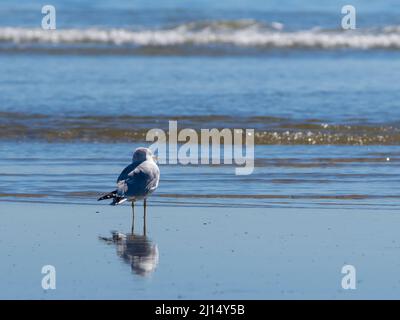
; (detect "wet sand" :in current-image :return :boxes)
[1,201,400,299]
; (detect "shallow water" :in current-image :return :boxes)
[0,142,399,210]
[2,202,400,299]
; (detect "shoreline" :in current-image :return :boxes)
[1,201,400,299]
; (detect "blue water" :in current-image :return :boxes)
[2,0,400,28]
[1,54,400,122]
[0,1,399,207]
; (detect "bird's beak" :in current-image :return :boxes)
[152,155,158,162]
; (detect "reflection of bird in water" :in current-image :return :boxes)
[99,207,159,276]
[98,147,160,225]
[113,232,159,277]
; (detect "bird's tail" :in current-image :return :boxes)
[98,190,117,201]
[98,190,127,205]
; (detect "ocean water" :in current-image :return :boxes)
[1,1,400,209]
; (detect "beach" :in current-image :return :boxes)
[1,201,400,299]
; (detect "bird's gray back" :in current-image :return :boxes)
[117,160,160,199]
[117,161,141,182]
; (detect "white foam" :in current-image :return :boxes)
[1,23,400,49]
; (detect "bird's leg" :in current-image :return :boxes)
[143,199,147,236]
[131,201,135,234]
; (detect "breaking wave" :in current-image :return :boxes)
[1,20,400,53]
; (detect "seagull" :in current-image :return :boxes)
[98,147,160,219]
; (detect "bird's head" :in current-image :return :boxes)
[132,147,157,163]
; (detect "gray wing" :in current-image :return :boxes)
[117,160,160,198]
[117,161,141,182]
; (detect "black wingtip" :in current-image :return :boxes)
[98,190,118,202]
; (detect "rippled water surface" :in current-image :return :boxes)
[0,142,399,210]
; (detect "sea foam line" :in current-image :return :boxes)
[1,25,400,49]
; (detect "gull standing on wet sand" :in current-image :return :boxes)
[98,147,160,220]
